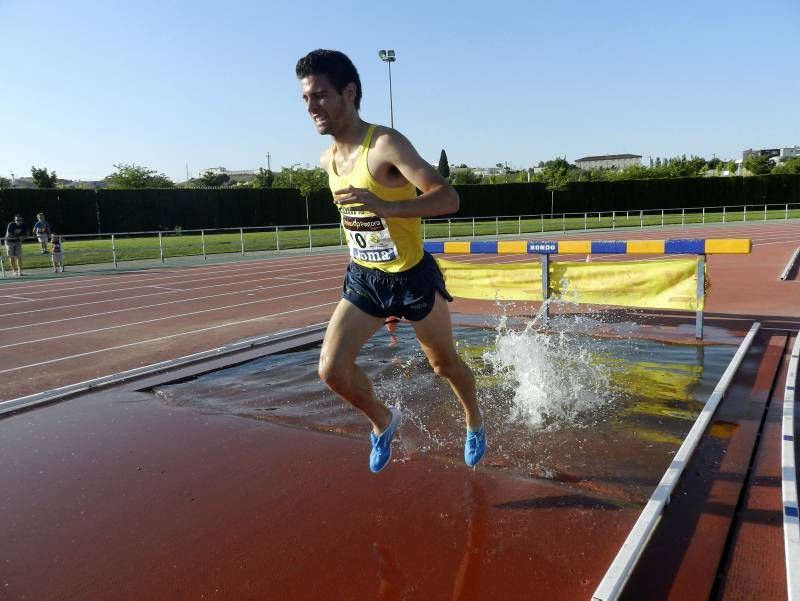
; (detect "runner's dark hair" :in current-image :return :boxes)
[296,49,362,110]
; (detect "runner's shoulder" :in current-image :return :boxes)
[320,146,333,171]
[370,126,417,161]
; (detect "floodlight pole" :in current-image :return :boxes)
[378,49,396,128]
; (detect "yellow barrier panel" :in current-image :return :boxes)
[442,241,471,254]
[497,240,528,254]
[436,257,706,311]
[627,240,666,254]
[704,239,751,254]
[557,240,592,254]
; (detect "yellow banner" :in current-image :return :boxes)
[436,257,707,311]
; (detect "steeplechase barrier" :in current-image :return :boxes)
[424,238,751,339]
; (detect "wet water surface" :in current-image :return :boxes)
[153,318,737,503]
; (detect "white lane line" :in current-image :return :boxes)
[0,256,349,301]
[1,258,344,307]
[2,274,342,331]
[0,252,349,294]
[0,301,340,375]
[0,295,35,301]
[147,285,185,292]
[0,286,341,350]
[0,267,343,319]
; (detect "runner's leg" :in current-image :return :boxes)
[318,299,392,434]
[411,294,482,430]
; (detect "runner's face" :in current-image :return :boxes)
[300,74,350,135]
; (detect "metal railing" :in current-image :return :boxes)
[1,203,798,276]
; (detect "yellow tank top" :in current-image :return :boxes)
[327,124,422,273]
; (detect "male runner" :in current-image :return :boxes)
[296,49,485,473]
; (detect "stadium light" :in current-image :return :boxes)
[377,49,396,128]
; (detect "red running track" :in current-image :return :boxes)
[0,221,798,401]
[1,220,799,601]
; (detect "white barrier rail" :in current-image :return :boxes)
[591,322,761,601]
[783,334,800,600]
[780,247,800,281]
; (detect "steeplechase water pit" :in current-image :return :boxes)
[153,315,738,505]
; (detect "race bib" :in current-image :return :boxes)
[341,212,398,263]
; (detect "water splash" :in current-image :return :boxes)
[484,310,618,431]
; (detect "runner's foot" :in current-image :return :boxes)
[369,407,402,473]
[464,416,486,467]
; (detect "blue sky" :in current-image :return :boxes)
[2,0,798,182]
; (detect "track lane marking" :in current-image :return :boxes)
[2,274,343,330]
[0,301,340,375]
[0,286,341,349]
[0,267,344,318]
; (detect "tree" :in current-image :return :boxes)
[251,167,274,188]
[105,163,174,188]
[0,177,10,189]
[31,166,57,188]
[275,167,329,223]
[450,169,483,185]
[293,168,328,199]
[437,149,450,179]
[742,154,773,175]
[772,156,800,175]
[200,170,230,187]
[540,158,573,214]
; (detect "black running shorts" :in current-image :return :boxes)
[342,252,453,321]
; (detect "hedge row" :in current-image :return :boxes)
[1,174,797,234]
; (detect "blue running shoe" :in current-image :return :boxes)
[464,419,486,467]
[369,407,402,473]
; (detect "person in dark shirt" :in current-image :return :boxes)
[5,214,29,276]
[32,212,52,254]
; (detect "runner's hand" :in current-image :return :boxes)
[333,186,392,217]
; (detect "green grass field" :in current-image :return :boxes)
[6,206,799,271]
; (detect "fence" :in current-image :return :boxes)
[1,202,798,277]
[2,173,799,234]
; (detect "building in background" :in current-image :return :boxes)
[742,146,800,162]
[199,166,258,185]
[575,154,642,171]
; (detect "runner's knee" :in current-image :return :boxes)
[427,353,463,380]
[318,355,350,390]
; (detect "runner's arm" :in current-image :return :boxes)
[377,130,458,218]
[334,130,458,219]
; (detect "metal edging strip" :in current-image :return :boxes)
[783,333,800,601]
[590,321,761,601]
[0,322,330,417]
[779,247,800,281]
